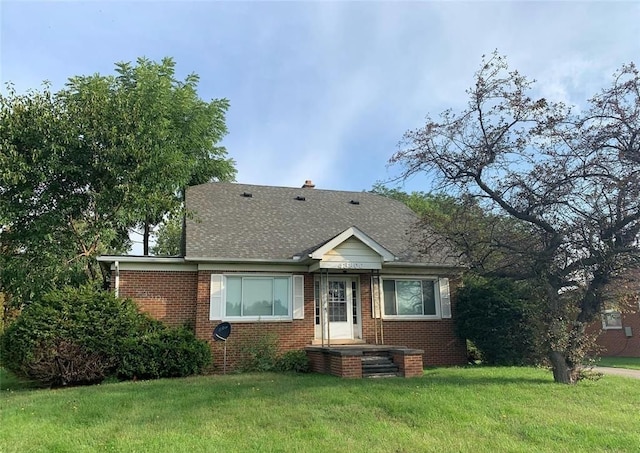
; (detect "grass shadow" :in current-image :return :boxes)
[0,367,43,391]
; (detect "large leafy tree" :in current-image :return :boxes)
[0,57,235,307]
[392,53,640,384]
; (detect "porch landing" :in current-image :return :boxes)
[305,345,424,378]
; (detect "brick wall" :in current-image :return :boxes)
[333,354,362,378]
[307,349,330,374]
[195,271,316,372]
[589,269,640,358]
[306,348,363,378]
[358,274,468,366]
[117,270,197,329]
[391,350,424,378]
[593,312,640,357]
[116,269,468,372]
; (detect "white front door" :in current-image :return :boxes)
[315,277,360,340]
[327,279,351,338]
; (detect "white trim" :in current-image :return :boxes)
[383,262,467,270]
[439,278,451,319]
[114,261,120,297]
[108,262,198,272]
[310,226,396,262]
[313,274,361,340]
[98,254,465,273]
[98,256,187,264]
[601,310,623,330]
[198,263,308,272]
[187,256,302,264]
[293,275,305,319]
[210,274,224,320]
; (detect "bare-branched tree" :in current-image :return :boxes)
[392,53,640,384]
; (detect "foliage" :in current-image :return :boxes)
[0,285,210,385]
[0,285,145,384]
[0,57,236,308]
[275,350,310,373]
[118,326,211,380]
[24,339,113,387]
[370,183,455,218]
[236,332,279,372]
[456,276,546,365]
[0,292,6,333]
[2,369,640,452]
[465,340,483,364]
[0,84,98,305]
[371,185,535,276]
[151,214,183,256]
[392,52,640,383]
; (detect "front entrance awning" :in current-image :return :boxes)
[307,226,396,272]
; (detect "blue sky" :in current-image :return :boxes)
[2,0,639,195]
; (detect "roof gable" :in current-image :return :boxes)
[310,226,396,262]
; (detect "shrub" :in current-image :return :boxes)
[237,332,279,372]
[118,326,211,380]
[455,276,546,366]
[26,339,112,386]
[275,350,310,373]
[1,285,142,382]
[0,285,211,385]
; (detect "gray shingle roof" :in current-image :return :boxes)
[185,182,457,265]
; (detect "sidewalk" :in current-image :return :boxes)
[594,367,640,379]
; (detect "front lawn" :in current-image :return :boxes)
[597,356,640,370]
[1,366,639,452]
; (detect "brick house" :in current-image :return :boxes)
[590,268,640,358]
[98,181,468,377]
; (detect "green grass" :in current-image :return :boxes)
[596,356,640,370]
[1,367,639,453]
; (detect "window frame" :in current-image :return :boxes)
[380,276,441,320]
[601,310,623,330]
[222,274,294,322]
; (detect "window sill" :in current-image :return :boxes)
[222,317,293,323]
[381,316,442,321]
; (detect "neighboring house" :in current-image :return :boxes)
[592,268,640,358]
[98,181,468,377]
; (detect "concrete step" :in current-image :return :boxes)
[362,356,392,365]
[362,354,399,378]
[363,372,400,378]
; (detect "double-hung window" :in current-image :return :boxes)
[382,278,440,319]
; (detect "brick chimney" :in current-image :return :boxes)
[301,180,315,189]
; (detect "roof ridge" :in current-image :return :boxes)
[188,181,378,196]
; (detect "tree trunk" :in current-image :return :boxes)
[549,351,579,384]
[143,219,150,256]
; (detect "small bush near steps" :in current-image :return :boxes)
[236,333,309,373]
[275,350,310,373]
